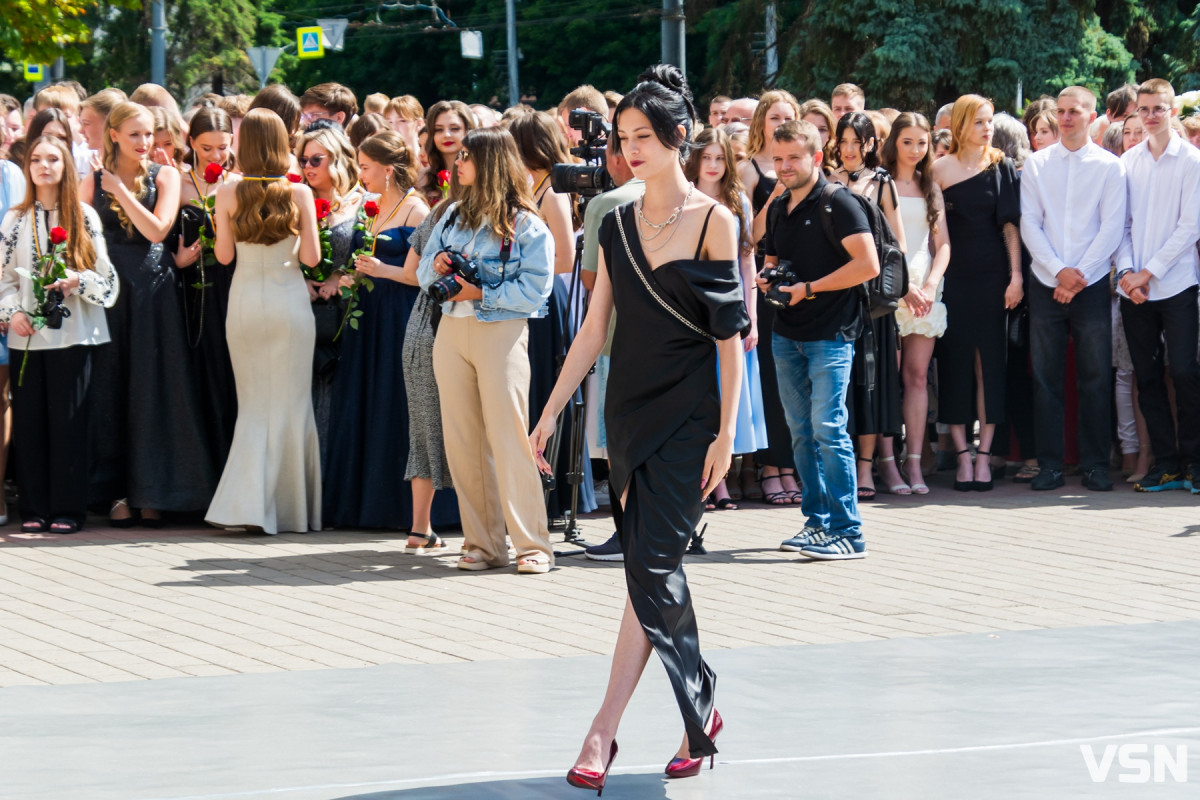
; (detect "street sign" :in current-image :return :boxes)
[24,63,45,82]
[246,47,284,88]
[296,26,325,59]
[317,19,349,52]
[460,30,484,60]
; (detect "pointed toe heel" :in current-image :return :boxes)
[665,709,723,778]
[567,740,617,796]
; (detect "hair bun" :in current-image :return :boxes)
[638,64,693,105]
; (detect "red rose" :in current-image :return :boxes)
[49,226,68,245]
[314,198,331,220]
[287,173,302,183]
[437,169,450,186]
[363,201,379,218]
[203,162,223,183]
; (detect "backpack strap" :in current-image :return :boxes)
[816,182,847,257]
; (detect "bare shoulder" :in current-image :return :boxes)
[290,182,313,202]
[154,164,181,185]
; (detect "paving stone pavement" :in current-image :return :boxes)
[0,474,1197,688]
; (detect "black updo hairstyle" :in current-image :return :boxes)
[834,111,880,171]
[612,64,699,160]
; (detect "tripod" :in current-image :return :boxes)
[545,234,594,553]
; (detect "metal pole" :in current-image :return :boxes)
[506,0,519,107]
[765,2,778,86]
[661,0,685,74]
[151,1,167,86]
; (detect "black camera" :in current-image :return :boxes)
[428,250,484,303]
[550,109,614,199]
[43,288,70,330]
[761,261,799,309]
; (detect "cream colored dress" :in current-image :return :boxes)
[205,235,321,533]
[894,194,948,338]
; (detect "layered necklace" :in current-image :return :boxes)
[635,183,694,253]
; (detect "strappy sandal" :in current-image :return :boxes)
[21,517,47,533]
[714,497,738,510]
[703,495,717,511]
[109,499,139,529]
[49,518,80,535]
[877,456,912,495]
[953,449,975,492]
[904,454,930,495]
[405,531,447,555]
[516,555,551,574]
[758,473,792,505]
[457,552,499,571]
[778,469,803,504]
[856,457,876,501]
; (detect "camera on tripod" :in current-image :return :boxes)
[427,250,484,303]
[761,260,799,309]
[550,109,615,198]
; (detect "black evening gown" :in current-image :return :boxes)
[937,160,1020,425]
[167,202,238,475]
[322,224,458,529]
[88,165,218,511]
[600,204,749,759]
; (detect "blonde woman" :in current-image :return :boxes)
[0,137,118,532]
[82,101,214,527]
[206,108,322,534]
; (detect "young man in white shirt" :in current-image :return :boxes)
[1021,86,1126,491]
[1115,78,1200,492]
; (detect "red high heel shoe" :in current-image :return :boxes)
[665,709,723,778]
[566,739,618,796]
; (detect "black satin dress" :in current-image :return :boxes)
[88,165,218,511]
[600,203,749,759]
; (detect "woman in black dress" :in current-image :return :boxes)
[932,95,1023,490]
[531,65,747,793]
[82,101,215,526]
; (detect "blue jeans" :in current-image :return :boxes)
[772,334,861,536]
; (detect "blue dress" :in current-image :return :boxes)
[322,223,459,529]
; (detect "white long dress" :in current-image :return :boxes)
[205,235,321,533]
[894,194,948,338]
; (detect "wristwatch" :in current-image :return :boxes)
[804,282,815,300]
[1115,268,1133,282]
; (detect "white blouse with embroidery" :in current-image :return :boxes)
[0,202,119,349]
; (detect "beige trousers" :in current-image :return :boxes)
[432,315,553,566]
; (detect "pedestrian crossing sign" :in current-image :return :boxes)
[297,27,325,59]
[24,63,45,81]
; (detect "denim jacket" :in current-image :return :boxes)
[417,203,554,321]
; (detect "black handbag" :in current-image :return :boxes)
[1007,303,1029,349]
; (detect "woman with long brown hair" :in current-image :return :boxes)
[932,95,1023,491]
[82,100,214,527]
[685,125,765,509]
[418,100,475,207]
[418,126,556,573]
[0,136,118,532]
[205,108,322,534]
[879,112,951,493]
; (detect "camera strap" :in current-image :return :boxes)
[614,207,713,343]
[441,207,512,277]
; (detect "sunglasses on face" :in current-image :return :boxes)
[456,150,471,162]
[297,155,326,168]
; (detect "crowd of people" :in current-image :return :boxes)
[0,71,1197,560]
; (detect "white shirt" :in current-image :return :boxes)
[1020,140,1126,289]
[1115,135,1200,301]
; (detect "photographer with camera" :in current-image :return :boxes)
[757,120,879,560]
[417,126,556,574]
[0,136,119,533]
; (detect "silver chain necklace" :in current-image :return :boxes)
[636,183,693,241]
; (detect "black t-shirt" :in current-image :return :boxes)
[764,175,871,342]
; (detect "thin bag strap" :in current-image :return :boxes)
[693,205,716,260]
[614,207,714,343]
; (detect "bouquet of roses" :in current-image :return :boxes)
[303,198,335,282]
[14,224,71,385]
[333,200,390,340]
[188,161,224,289]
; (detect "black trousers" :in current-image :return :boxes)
[1030,279,1113,471]
[13,345,93,525]
[1120,286,1200,471]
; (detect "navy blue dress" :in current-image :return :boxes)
[322,223,459,529]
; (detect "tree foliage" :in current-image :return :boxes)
[0,0,138,66]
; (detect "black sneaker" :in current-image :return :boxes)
[1031,468,1064,490]
[1134,467,1186,493]
[1081,468,1114,492]
[584,531,624,562]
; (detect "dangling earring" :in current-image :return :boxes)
[385,172,391,194]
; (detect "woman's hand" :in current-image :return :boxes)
[338,272,355,289]
[49,273,81,297]
[432,251,454,275]
[743,321,758,352]
[1004,281,1024,310]
[305,279,320,303]
[151,147,174,168]
[451,278,483,302]
[99,169,127,199]
[903,285,930,317]
[10,312,35,338]
[174,236,202,268]
[319,274,341,300]
[354,254,386,277]
[529,412,558,476]
[701,433,734,497]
